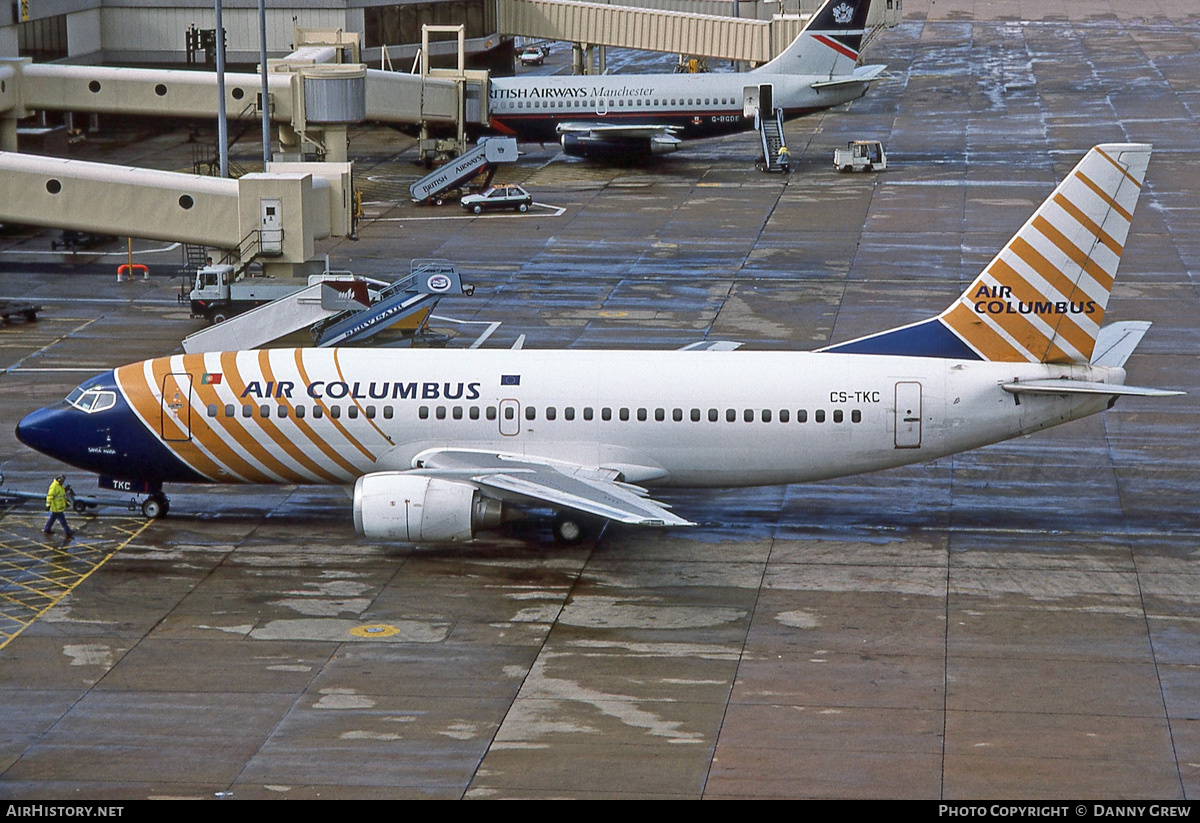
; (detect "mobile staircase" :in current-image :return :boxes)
[182,273,383,353]
[757,108,789,173]
[311,259,471,347]
[409,137,519,205]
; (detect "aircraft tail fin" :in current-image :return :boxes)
[823,143,1152,364]
[756,0,875,77]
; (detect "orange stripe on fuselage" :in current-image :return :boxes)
[292,350,376,475]
[255,350,346,484]
[115,360,231,482]
[176,355,279,483]
[207,352,317,483]
[331,349,394,450]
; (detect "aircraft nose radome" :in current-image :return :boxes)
[16,407,63,458]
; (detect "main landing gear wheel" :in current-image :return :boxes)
[553,511,589,544]
[141,494,169,520]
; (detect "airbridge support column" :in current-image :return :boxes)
[0,59,28,153]
[0,116,15,154]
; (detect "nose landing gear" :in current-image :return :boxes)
[140,492,170,519]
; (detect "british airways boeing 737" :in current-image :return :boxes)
[16,144,1180,543]
[486,0,886,158]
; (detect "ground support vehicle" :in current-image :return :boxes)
[834,140,887,172]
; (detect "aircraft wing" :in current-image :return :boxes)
[555,121,681,140]
[411,449,694,527]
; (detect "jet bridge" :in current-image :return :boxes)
[496,0,901,66]
[0,152,355,276]
[0,56,465,161]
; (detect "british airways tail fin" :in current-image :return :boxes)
[756,0,875,77]
[823,143,1152,364]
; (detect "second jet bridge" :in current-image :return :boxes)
[409,137,519,205]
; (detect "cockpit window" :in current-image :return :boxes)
[66,387,117,414]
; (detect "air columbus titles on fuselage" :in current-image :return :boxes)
[238,379,484,401]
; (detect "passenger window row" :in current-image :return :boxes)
[206,403,864,425]
[503,97,735,110]
[206,403,396,421]
[415,405,863,424]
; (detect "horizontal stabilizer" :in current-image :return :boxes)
[811,65,886,89]
[678,340,743,352]
[1090,321,1152,367]
[1001,379,1183,397]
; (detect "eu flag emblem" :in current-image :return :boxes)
[500,375,520,386]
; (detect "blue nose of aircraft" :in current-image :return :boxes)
[15,405,68,461]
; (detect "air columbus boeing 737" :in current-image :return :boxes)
[16,144,1180,543]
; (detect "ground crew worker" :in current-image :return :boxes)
[44,474,74,540]
[777,145,791,171]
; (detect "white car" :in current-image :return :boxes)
[518,46,546,66]
[461,185,533,214]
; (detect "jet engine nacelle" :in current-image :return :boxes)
[560,133,680,159]
[353,472,503,542]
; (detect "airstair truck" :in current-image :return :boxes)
[188,264,310,324]
[409,137,518,206]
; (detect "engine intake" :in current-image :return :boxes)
[354,473,503,542]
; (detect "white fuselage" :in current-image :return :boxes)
[125,349,1120,489]
[486,71,869,143]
